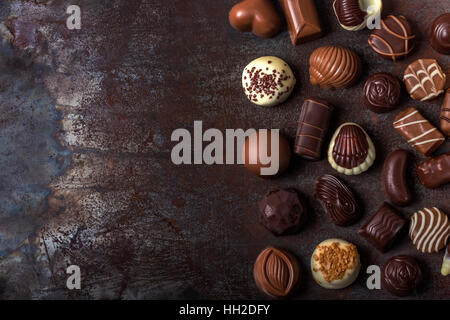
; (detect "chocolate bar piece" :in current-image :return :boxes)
[441,89,450,136]
[280,0,323,45]
[358,202,406,252]
[393,107,445,156]
[417,152,450,188]
[294,98,333,160]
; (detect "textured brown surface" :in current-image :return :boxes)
[0,0,449,300]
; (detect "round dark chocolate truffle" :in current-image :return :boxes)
[254,247,301,298]
[429,13,450,55]
[258,188,307,236]
[363,73,401,113]
[242,130,291,177]
[382,255,422,296]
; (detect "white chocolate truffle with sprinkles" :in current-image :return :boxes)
[242,56,296,107]
[311,238,361,289]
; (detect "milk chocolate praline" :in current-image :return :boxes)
[242,130,291,177]
[429,13,450,54]
[254,247,301,298]
[363,73,401,113]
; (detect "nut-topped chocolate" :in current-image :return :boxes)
[242,56,296,107]
[363,72,401,113]
[314,174,360,226]
[382,255,422,297]
[429,13,450,55]
[309,46,362,89]
[311,239,361,289]
[368,15,415,61]
[254,247,301,298]
[328,123,376,175]
[404,59,446,101]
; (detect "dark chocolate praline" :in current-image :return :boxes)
[363,73,401,113]
[429,13,450,55]
[382,255,422,296]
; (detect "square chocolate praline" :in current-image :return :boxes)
[358,202,406,252]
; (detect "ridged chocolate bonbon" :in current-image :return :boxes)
[409,207,450,253]
[309,46,362,89]
[328,123,376,175]
[441,89,450,136]
[258,188,307,236]
[417,152,450,189]
[314,174,359,226]
[254,247,301,298]
[382,255,422,297]
[368,15,415,61]
[382,149,412,206]
[404,59,446,101]
[229,0,282,38]
[363,72,401,113]
[358,202,406,252]
[429,13,450,55]
[393,107,445,156]
[281,0,323,45]
[333,0,365,30]
[294,98,333,160]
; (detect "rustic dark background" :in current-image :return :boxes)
[0,0,448,299]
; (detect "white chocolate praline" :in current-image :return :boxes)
[311,238,361,289]
[442,246,450,276]
[242,56,296,107]
[333,0,383,31]
[327,122,376,175]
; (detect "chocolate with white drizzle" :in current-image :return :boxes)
[404,59,446,101]
[393,107,445,156]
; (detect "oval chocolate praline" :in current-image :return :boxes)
[381,149,412,206]
[333,0,366,28]
[254,247,301,298]
[382,255,422,296]
[314,174,359,226]
[429,13,450,55]
[363,72,401,113]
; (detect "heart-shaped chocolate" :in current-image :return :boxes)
[229,0,282,38]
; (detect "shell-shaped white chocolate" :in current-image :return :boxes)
[242,56,296,107]
[310,238,361,289]
[327,122,376,175]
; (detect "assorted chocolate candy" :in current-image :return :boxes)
[363,72,401,113]
[228,0,449,298]
[382,255,423,296]
[328,123,376,175]
[393,107,445,156]
[381,149,412,206]
[358,202,406,252]
[254,247,301,298]
[311,239,361,289]
[314,174,360,226]
[409,207,450,253]
[368,15,415,61]
[309,46,362,89]
[403,59,446,101]
[294,98,333,161]
[258,188,307,236]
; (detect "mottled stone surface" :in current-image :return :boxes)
[0,0,448,299]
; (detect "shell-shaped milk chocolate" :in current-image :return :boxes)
[328,123,376,175]
[253,247,301,298]
[309,46,362,89]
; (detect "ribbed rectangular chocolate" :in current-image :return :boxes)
[280,0,323,45]
[393,107,445,156]
[294,98,333,160]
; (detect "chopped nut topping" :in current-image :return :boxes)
[314,242,358,282]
